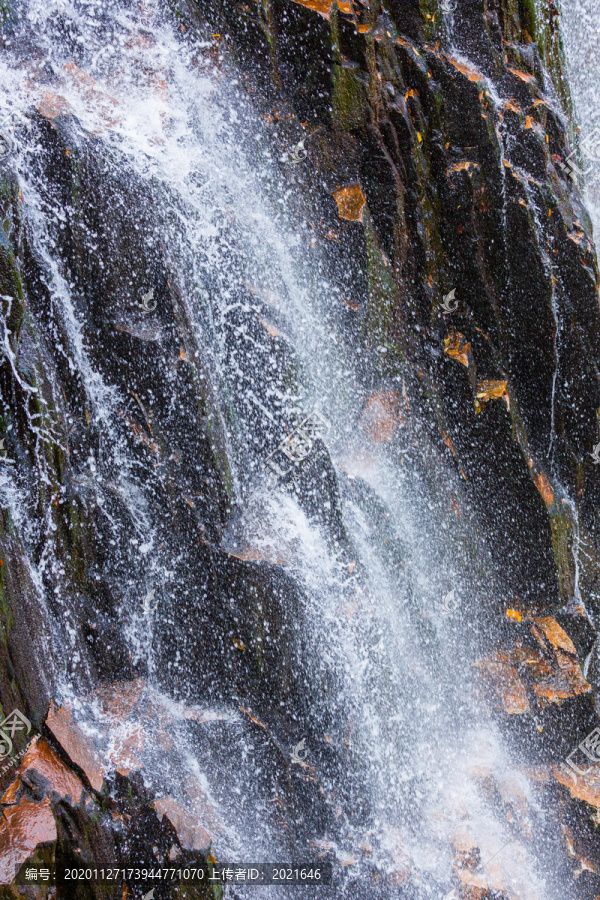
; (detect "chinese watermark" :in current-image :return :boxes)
[139,288,157,313]
[0,709,33,777]
[559,725,600,783]
[24,868,51,883]
[142,588,158,615]
[263,410,330,483]
[440,289,458,315]
[291,739,308,765]
[286,128,323,165]
[580,126,600,164]
[441,589,460,615]
[558,150,591,184]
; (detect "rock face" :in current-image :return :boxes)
[1,0,600,896]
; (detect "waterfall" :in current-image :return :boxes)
[0,0,594,897]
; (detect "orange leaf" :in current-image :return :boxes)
[443,331,471,367]
[332,185,367,222]
[288,0,333,18]
[476,379,509,410]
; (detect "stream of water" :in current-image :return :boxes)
[0,0,591,896]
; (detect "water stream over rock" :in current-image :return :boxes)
[0,0,599,898]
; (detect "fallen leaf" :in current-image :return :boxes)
[508,67,537,84]
[232,638,246,651]
[476,379,508,405]
[332,185,367,222]
[288,0,333,18]
[444,331,471,367]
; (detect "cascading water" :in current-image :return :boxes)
[0,0,595,897]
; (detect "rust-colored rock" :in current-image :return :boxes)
[36,91,72,120]
[63,62,121,128]
[0,800,56,884]
[360,390,400,443]
[93,678,146,722]
[475,655,530,714]
[45,702,105,792]
[2,737,84,806]
[110,725,144,777]
[332,185,367,222]
[534,617,577,655]
[184,775,224,834]
[553,763,600,809]
[153,796,211,851]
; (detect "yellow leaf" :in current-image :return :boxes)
[476,379,508,401]
[232,638,246,651]
[332,184,367,222]
[443,331,471,367]
[506,609,523,622]
[476,379,509,410]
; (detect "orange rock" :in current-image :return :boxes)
[61,63,122,130]
[153,796,211,851]
[0,800,56,884]
[110,725,144,777]
[2,737,83,805]
[332,185,367,222]
[475,656,530,714]
[93,678,146,723]
[45,702,105,792]
[184,775,224,834]
[360,390,400,443]
[533,471,554,507]
[36,91,72,120]
[553,763,600,809]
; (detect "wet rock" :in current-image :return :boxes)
[45,704,105,794]
[0,801,56,884]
